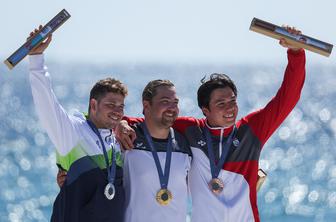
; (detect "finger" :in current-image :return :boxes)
[59,175,66,181]
[44,34,52,45]
[117,133,130,148]
[293,29,301,35]
[60,178,66,185]
[59,170,67,176]
[57,178,63,187]
[115,123,125,139]
[27,32,35,41]
[286,26,293,33]
[120,138,131,150]
[279,38,286,46]
[123,134,134,149]
[57,177,66,187]
[281,24,289,29]
[129,130,137,142]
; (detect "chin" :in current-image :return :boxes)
[162,118,175,128]
[220,120,234,128]
[227,121,236,127]
[107,121,118,129]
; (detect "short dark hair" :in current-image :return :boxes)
[197,73,237,109]
[89,78,128,112]
[142,79,175,103]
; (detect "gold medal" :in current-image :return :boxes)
[156,189,172,206]
[208,178,224,195]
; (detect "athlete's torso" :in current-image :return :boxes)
[123,123,192,222]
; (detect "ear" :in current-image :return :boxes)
[89,98,98,114]
[201,107,210,117]
[142,100,150,115]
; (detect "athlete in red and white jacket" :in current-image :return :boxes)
[172,51,305,222]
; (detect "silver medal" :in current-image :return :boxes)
[104,183,115,200]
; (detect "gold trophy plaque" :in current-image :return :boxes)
[250,18,333,57]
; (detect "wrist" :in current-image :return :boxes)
[289,48,303,54]
[29,52,43,55]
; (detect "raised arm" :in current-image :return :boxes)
[242,28,306,147]
[28,27,79,155]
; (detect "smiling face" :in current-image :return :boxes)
[143,85,179,129]
[202,87,238,128]
[89,92,125,129]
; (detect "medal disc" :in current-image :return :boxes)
[156,189,172,206]
[104,183,115,200]
[208,178,224,195]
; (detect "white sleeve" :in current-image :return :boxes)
[29,54,79,155]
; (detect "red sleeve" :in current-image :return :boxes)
[122,116,144,125]
[122,116,203,136]
[242,49,306,147]
[173,117,204,135]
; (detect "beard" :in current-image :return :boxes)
[160,114,177,128]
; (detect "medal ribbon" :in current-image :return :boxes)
[205,125,236,179]
[87,120,116,187]
[142,123,174,190]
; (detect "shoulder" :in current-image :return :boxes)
[71,111,88,124]
[173,129,192,156]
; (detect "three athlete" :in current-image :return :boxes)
[29,26,306,222]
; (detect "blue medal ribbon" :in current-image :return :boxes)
[87,120,116,189]
[205,125,236,179]
[142,123,173,190]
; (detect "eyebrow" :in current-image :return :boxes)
[159,97,179,102]
[214,96,236,103]
[104,102,125,106]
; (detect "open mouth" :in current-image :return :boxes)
[223,113,235,121]
[224,113,234,118]
[163,113,177,122]
[164,112,177,118]
[108,115,121,121]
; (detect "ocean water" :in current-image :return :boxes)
[0,60,335,222]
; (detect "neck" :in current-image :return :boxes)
[206,119,231,129]
[88,115,103,129]
[144,118,170,139]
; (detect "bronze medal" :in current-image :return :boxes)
[156,188,172,206]
[208,178,224,195]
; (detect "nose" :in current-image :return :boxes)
[112,106,124,115]
[225,103,235,112]
[170,101,178,109]
[167,102,178,112]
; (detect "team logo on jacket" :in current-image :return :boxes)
[105,135,112,144]
[136,142,146,149]
[197,140,206,147]
[233,138,240,147]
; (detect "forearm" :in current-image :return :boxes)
[29,54,78,154]
[244,49,306,145]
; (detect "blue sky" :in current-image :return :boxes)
[1,0,335,65]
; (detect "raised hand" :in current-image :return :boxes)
[28,25,52,55]
[279,25,302,51]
